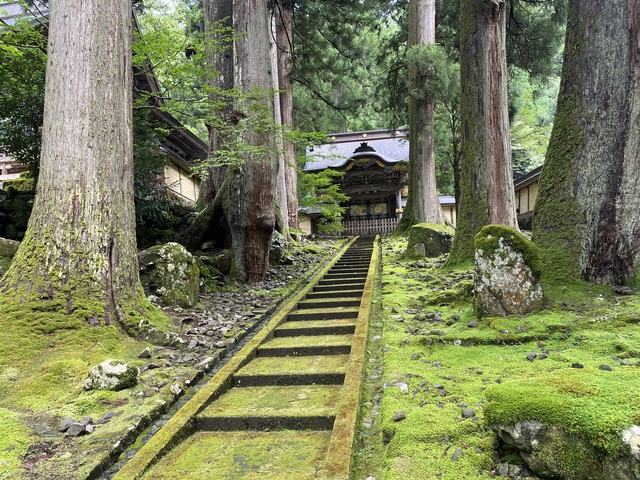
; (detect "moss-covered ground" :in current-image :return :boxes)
[0,237,344,479]
[352,235,640,479]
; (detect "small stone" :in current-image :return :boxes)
[476,370,483,375]
[85,424,95,434]
[571,362,584,369]
[612,285,637,295]
[621,360,632,366]
[433,362,442,368]
[451,314,460,321]
[467,320,478,328]
[453,339,462,346]
[539,353,548,360]
[392,411,406,422]
[452,448,463,461]
[214,341,226,348]
[371,335,382,342]
[599,364,613,371]
[462,408,475,419]
[526,352,537,362]
[58,417,74,432]
[433,313,442,322]
[391,307,399,313]
[138,347,151,359]
[499,329,509,334]
[66,423,86,437]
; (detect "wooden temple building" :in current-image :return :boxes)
[301,129,456,235]
[301,129,542,236]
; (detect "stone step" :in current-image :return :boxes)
[297,297,362,310]
[286,307,359,321]
[305,289,363,300]
[141,430,333,479]
[313,282,365,292]
[317,277,366,287]
[258,334,353,356]
[233,355,348,387]
[322,271,368,280]
[197,385,341,431]
[275,319,357,337]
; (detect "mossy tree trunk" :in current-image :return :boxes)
[275,1,299,230]
[532,0,640,284]
[198,0,234,209]
[0,0,151,327]
[399,0,445,232]
[226,0,277,282]
[271,11,290,240]
[446,0,518,267]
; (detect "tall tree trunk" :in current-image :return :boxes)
[226,0,277,282]
[275,1,299,230]
[401,0,444,229]
[446,0,518,267]
[271,11,289,239]
[532,0,640,284]
[198,0,234,209]
[1,0,150,328]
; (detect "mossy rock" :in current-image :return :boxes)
[138,242,200,308]
[406,223,455,258]
[83,360,138,391]
[196,256,224,291]
[212,249,233,275]
[0,237,19,258]
[474,225,544,317]
[485,364,640,480]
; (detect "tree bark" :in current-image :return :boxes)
[401,0,445,229]
[532,0,640,284]
[1,0,149,327]
[271,11,289,239]
[275,1,299,230]
[446,0,518,266]
[226,0,277,282]
[198,0,234,208]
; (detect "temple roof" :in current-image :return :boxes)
[304,129,408,172]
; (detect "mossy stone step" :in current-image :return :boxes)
[274,319,357,337]
[297,297,361,309]
[233,355,348,386]
[323,271,368,279]
[258,334,353,356]
[317,278,366,287]
[140,430,332,480]
[197,385,341,430]
[313,282,365,292]
[286,306,359,321]
[305,289,363,299]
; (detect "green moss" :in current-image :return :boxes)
[3,177,35,192]
[474,224,543,279]
[0,407,31,477]
[362,236,640,479]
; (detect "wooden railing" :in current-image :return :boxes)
[340,218,399,236]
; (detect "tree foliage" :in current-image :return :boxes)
[0,16,46,177]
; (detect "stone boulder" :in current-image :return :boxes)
[212,249,233,275]
[138,242,200,308]
[406,223,455,258]
[0,237,19,258]
[474,225,543,317]
[83,360,138,391]
[0,237,20,278]
[493,421,640,480]
[269,230,287,264]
